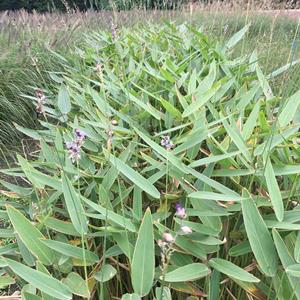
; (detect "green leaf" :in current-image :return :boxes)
[294,232,300,263]
[208,270,220,300]
[121,294,141,300]
[58,84,71,114]
[264,158,284,221]
[62,272,90,298]
[226,24,250,49]
[221,115,251,162]
[94,264,117,283]
[256,65,273,100]
[188,191,245,202]
[82,196,136,232]
[0,275,15,289]
[278,89,300,127]
[17,155,44,189]
[6,205,55,265]
[163,263,210,282]
[208,258,260,282]
[131,208,154,297]
[241,194,278,276]
[286,264,300,277]
[40,239,98,265]
[155,287,171,300]
[105,150,160,199]
[242,101,260,140]
[62,174,88,235]
[5,258,72,300]
[36,261,57,300]
[272,229,300,298]
[41,217,80,236]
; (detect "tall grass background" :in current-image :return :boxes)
[0,3,300,161]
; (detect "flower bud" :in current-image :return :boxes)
[180,226,192,234]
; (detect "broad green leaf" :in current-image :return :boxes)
[94,264,117,283]
[131,208,154,297]
[241,195,278,276]
[40,239,98,265]
[41,217,80,236]
[62,175,88,235]
[264,158,284,221]
[209,258,260,282]
[5,258,72,300]
[62,272,90,298]
[58,84,71,114]
[278,89,300,127]
[226,24,250,49]
[106,151,160,199]
[163,263,210,282]
[6,205,55,265]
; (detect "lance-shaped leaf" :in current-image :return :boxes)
[41,239,98,265]
[62,175,88,235]
[241,192,277,276]
[6,206,55,265]
[209,258,260,282]
[131,208,154,296]
[5,258,72,300]
[264,158,284,221]
[163,263,210,282]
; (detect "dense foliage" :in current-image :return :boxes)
[1,22,300,299]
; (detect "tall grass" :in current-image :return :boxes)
[0,7,299,153]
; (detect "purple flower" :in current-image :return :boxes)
[65,129,87,163]
[75,129,86,141]
[160,135,174,150]
[175,203,187,219]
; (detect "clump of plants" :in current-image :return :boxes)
[1,22,300,299]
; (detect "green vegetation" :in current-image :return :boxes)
[1,11,300,299]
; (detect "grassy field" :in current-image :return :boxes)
[1,5,300,300]
[1,8,300,151]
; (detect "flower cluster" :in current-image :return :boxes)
[35,89,46,114]
[65,129,87,163]
[175,203,187,219]
[160,135,174,150]
[111,20,118,39]
[157,203,192,264]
